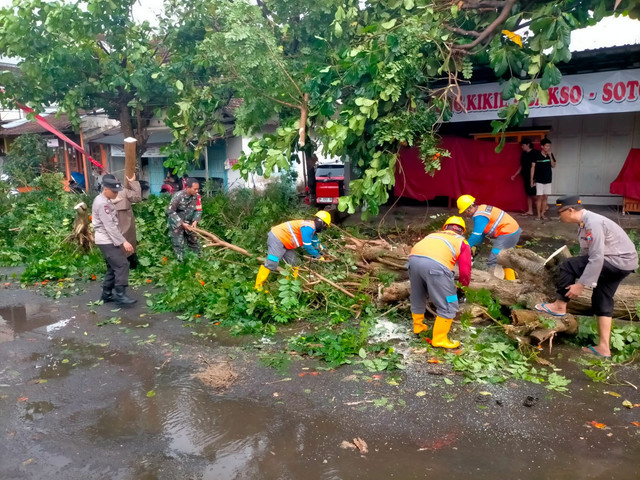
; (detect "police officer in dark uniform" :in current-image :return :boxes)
[535,195,638,358]
[92,174,137,307]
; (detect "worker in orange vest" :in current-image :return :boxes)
[255,211,331,290]
[408,216,472,348]
[457,195,521,278]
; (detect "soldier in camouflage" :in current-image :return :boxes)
[166,177,202,261]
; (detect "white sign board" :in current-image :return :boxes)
[46,139,59,147]
[450,69,640,122]
[111,145,166,157]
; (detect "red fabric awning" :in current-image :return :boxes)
[610,148,640,200]
[395,136,528,212]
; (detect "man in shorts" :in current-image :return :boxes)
[530,138,556,220]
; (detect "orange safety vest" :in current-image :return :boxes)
[271,220,315,250]
[410,230,467,270]
[474,204,519,237]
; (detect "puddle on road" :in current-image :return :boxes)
[22,400,56,421]
[78,368,640,480]
[0,303,67,343]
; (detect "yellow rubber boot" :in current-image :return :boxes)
[504,268,516,281]
[431,316,460,349]
[254,265,271,291]
[412,313,428,335]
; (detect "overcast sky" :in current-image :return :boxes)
[1,0,639,53]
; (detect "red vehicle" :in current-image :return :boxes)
[315,163,345,205]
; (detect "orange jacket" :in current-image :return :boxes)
[410,230,472,286]
[271,220,316,250]
[474,204,519,238]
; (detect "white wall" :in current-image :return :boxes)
[527,112,640,205]
[229,127,306,192]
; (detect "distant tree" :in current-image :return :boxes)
[0,0,176,161]
[3,134,50,186]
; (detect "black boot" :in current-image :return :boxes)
[100,287,114,303]
[114,286,137,307]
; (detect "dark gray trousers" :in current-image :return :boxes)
[98,244,130,288]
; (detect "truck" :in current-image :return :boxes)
[314,163,345,206]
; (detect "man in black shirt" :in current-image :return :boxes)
[511,138,541,216]
[530,138,556,220]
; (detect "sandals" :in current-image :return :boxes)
[582,346,611,359]
[534,303,566,317]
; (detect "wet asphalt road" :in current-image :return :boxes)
[1,281,640,480]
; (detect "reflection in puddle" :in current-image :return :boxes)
[22,400,56,421]
[0,304,64,343]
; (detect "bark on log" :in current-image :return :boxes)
[378,256,640,320]
[67,202,93,252]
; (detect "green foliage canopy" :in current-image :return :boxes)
[3,134,50,186]
[164,0,640,216]
[0,0,175,158]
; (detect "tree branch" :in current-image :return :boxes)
[445,25,481,37]
[454,0,517,50]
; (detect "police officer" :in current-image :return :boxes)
[408,216,471,348]
[166,178,202,261]
[457,194,521,278]
[535,195,638,358]
[254,211,331,291]
[112,173,142,269]
[92,174,137,307]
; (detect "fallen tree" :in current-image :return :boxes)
[377,247,640,321]
[189,224,638,349]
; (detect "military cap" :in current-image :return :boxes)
[102,174,123,192]
[556,195,582,209]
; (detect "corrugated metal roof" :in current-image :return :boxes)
[0,111,73,136]
[570,16,640,52]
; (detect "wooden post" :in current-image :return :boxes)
[80,129,90,192]
[64,147,71,181]
[204,143,210,196]
[124,137,137,188]
[100,144,108,170]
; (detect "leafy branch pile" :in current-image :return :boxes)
[2,179,640,386]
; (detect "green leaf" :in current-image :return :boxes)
[175,80,184,91]
[381,19,397,30]
[404,0,415,10]
[146,390,156,397]
[540,62,562,89]
[358,347,367,359]
[334,22,343,37]
[443,377,454,385]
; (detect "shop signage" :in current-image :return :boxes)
[450,68,640,122]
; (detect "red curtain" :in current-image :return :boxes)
[395,136,528,212]
[610,148,640,200]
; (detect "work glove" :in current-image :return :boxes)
[471,246,478,258]
[316,256,326,262]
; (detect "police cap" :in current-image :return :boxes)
[102,174,123,192]
[556,195,581,210]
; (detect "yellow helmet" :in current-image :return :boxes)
[443,216,466,233]
[457,194,476,214]
[315,210,332,227]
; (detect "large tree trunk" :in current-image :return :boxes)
[378,248,640,321]
[118,102,150,164]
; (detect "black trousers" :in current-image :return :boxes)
[556,256,633,316]
[98,244,130,288]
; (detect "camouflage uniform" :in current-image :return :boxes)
[166,190,202,261]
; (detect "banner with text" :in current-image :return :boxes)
[450,68,640,122]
